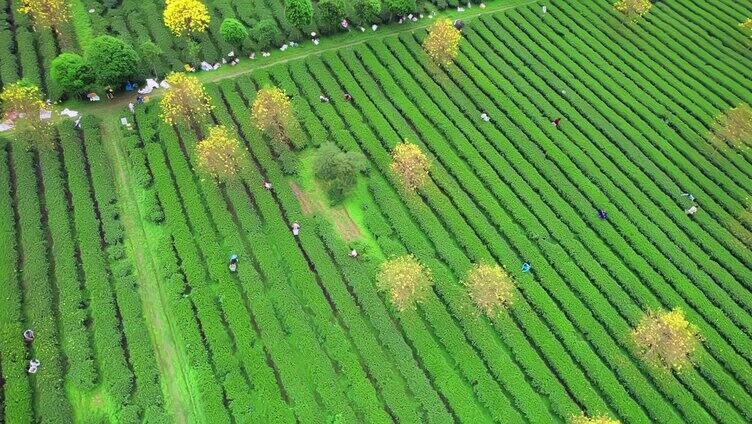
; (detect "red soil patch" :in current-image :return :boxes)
[289,181,362,241]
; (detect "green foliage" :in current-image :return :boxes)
[385,0,416,17]
[220,18,248,48]
[84,35,140,87]
[139,41,164,78]
[353,0,382,26]
[50,52,92,96]
[313,142,367,203]
[316,0,345,34]
[285,0,313,30]
[186,39,201,66]
[252,19,281,51]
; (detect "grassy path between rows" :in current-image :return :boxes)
[74,1,539,421]
[100,119,200,424]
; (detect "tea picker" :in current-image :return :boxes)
[292,221,301,236]
[23,329,34,343]
[28,359,40,374]
[229,254,238,272]
[521,262,531,273]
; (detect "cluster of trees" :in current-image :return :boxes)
[377,255,517,316]
[50,35,140,98]
[376,250,701,374]
[284,0,414,34]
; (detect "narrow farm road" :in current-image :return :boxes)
[100,119,200,424]
[63,0,538,120]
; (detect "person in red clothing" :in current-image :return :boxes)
[551,118,561,127]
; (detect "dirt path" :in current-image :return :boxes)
[100,121,198,423]
[56,0,538,121]
[290,181,363,241]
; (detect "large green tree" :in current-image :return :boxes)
[85,35,140,87]
[353,0,381,26]
[220,18,248,49]
[252,19,281,50]
[313,143,367,203]
[385,0,416,17]
[316,0,345,33]
[50,52,92,96]
[285,0,313,30]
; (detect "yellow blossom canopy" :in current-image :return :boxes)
[163,0,211,37]
[251,86,296,143]
[377,255,433,312]
[741,18,752,37]
[196,125,246,180]
[613,0,651,22]
[0,81,53,150]
[711,103,752,149]
[631,308,702,370]
[159,72,213,127]
[391,141,430,192]
[19,0,71,32]
[570,414,621,424]
[0,81,45,119]
[423,19,462,67]
[464,263,514,318]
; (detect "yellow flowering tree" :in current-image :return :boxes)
[391,141,430,192]
[19,0,71,33]
[196,125,246,180]
[377,255,433,312]
[163,0,211,37]
[711,103,752,149]
[631,308,702,370]
[159,72,213,128]
[570,414,620,424]
[251,86,300,147]
[423,19,462,67]
[741,18,752,38]
[464,263,514,318]
[613,0,651,22]
[0,81,53,150]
